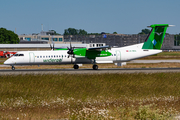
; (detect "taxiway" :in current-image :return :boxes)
[0,68,180,75]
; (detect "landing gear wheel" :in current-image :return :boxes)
[93,65,98,70]
[11,66,15,70]
[73,65,79,69]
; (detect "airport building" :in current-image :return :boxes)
[18,30,64,44]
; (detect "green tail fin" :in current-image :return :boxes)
[142,24,169,50]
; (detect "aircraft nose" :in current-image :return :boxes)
[4,59,12,65]
[4,60,9,65]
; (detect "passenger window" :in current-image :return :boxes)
[65,55,66,57]
[14,54,19,56]
[46,56,48,58]
[37,56,39,58]
[43,56,45,58]
[54,55,56,58]
[56,55,58,58]
[40,56,42,58]
[62,55,63,57]
[51,55,53,58]
[49,56,50,58]
[114,54,116,56]
[59,55,61,57]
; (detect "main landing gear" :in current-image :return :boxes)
[73,59,98,70]
[73,64,98,70]
[11,65,15,70]
[73,64,79,69]
[92,64,98,70]
[92,59,98,70]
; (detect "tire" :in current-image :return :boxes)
[93,65,98,70]
[74,65,79,69]
[12,66,15,70]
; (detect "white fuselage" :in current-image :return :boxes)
[4,43,162,65]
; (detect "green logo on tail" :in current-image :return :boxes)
[142,24,169,50]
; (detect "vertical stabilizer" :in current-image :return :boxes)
[142,24,169,50]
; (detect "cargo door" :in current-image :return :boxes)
[116,50,121,61]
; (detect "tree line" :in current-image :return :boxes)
[64,28,119,35]
[63,28,151,35]
[64,28,102,35]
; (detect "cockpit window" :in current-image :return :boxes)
[19,54,24,56]
[14,54,24,57]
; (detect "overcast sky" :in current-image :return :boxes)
[0,0,179,35]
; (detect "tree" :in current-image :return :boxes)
[113,32,117,34]
[49,30,61,35]
[64,28,88,35]
[64,28,78,35]
[138,28,151,34]
[78,29,87,35]
[0,28,19,44]
[87,33,100,35]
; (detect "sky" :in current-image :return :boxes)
[0,0,179,35]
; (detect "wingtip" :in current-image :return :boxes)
[169,25,175,27]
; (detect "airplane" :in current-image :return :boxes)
[4,24,172,70]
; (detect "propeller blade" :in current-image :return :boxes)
[53,43,54,50]
[67,37,74,55]
[50,44,52,50]
[71,55,72,63]
[51,40,55,50]
[70,37,72,48]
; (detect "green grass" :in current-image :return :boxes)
[0,73,180,119]
[0,73,180,100]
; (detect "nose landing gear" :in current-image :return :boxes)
[11,65,15,70]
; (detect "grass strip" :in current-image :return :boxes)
[0,73,180,100]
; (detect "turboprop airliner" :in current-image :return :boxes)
[4,24,172,70]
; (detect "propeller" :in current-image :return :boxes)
[50,40,54,50]
[67,38,75,63]
[67,41,74,54]
[67,37,74,55]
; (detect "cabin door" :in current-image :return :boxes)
[29,52,35,63]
